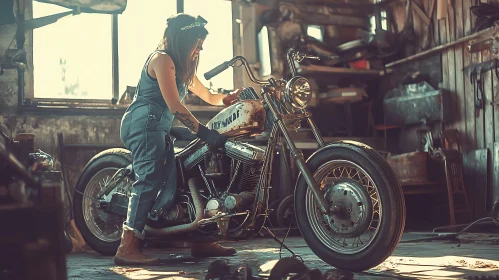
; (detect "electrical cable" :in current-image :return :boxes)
[400,203,499,244]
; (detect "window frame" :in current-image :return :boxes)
[27,2,119,106]
[23,0,196,112]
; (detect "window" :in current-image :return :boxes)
[117,0,177,96]
[370,0,387,34]
[33,2,112,99]
[185,0,234,90]
[257,26,272,77]
[32,0,234,102]
[307,25,323,42]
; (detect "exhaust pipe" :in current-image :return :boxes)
[144,177,204,236]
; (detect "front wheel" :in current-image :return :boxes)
[294,141,405,272]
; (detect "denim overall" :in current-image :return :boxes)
[120,50,188,239]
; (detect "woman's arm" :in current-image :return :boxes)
[188,75,226,106]
[152,54,201,133]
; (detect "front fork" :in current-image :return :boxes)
[263,94,330,214]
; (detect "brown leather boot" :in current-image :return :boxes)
[114,229,160,265]
[191,242,237,258]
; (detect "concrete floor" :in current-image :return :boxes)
[66,232,499,280]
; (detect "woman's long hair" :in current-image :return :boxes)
[157,14,208,86]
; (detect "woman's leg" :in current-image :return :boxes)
[115,105,171,265]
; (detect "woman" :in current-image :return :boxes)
[114,13,239,265]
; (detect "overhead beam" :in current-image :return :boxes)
[177,0,184,13]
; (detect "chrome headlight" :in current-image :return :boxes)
[284,76,312,110]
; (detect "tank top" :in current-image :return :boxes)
[132,50,188,107]
[125,50,189,132]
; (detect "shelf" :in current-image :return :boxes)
[299,65,388,76]
[375,125,401,130]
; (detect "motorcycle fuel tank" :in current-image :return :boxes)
[207,100,266,137]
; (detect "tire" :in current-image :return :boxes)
[294,141,405,272]
[73,148,132,256]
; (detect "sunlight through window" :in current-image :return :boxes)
[118,0,177,95]
[33,2,112,99]
[307,25,323,42]
[257,26,271,77]
[185,0,234,90]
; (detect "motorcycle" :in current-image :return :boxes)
[73,48,405,272]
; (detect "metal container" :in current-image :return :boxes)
[383,89,452,126]
[387,152,429,184]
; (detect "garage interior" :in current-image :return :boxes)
[1,0,499,279]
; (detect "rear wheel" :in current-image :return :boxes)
[73,148,133,256]
[294,141,405,271]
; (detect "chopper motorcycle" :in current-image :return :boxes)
[73,48,405,272]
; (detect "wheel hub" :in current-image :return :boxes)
[323,179,373,237]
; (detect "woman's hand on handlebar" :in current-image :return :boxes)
[222,88,243,107]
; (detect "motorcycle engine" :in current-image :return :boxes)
[204,192,256,218]
[205,198,224,217]
[162,203,187,222]
[203,159,260,218]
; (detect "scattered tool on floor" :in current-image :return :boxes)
[204,258,357,280]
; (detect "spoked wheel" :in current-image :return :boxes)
[73,149,133,255]
[294,141,405,271]
[82,168,127,242]
[308,161,379,254]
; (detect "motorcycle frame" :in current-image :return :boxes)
[96,49,333,237]
[223,49,331,234]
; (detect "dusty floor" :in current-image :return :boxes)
[66,232,499,280]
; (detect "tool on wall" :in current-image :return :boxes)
[470,65,485,117]
[463,50,499,115]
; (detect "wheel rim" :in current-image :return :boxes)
[305,160,382,254]
[83,167,131,243]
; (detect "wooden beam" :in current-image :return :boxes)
[112,14,119,101]
[177,0,184,13]
[299,65,386,76]
[385,26,496,68]
[412,1,430,25]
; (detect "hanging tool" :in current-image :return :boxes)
[470,66,485,117]
[464,59,499,109]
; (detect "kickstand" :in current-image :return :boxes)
[261,226,303,262]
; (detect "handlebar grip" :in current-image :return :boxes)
[204,61,229,80]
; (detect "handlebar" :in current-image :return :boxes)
[203,49,321,85]
[204,56,269,85]
[204,61,230,81]
[287,49,320,76]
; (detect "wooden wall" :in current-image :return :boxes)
[388,0,499,211]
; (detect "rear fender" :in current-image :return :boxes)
[73,148,132,196]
